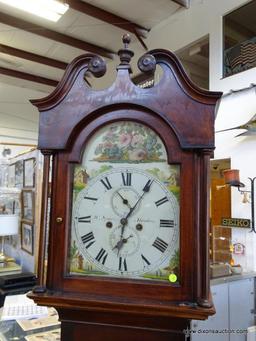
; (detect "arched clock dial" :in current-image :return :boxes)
[72,167,179,278]
[69,121,180,282]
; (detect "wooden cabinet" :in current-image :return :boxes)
[191,277,255,341]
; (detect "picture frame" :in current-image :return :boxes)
[23,158,36,188]
[21,190,34,222]
[21,221,34,255]
[15,160,23,188]
[8,163,16,187]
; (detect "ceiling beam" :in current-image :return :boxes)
[65,0,148,49]
[171,0,190,8]
[0,65,92,88]
[0,66,59,87]
[65,0,149,37]
[0,43,68,69]
[0,142,37,147]
[0,130,38,141]
[0,12,114,59]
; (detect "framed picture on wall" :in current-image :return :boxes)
[21,221,34,255]
[8,163,16,187]
[23,158,36,188]
[21,190,34,222]
[15,160,23,188]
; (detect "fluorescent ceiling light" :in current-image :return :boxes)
[0,0,69,22]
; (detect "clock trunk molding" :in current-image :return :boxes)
[29,35,222,341]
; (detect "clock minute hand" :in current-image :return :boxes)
[120,179,154,237]
[125,179,153,220]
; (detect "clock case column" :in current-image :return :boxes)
[28,37,222,340]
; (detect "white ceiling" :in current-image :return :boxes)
[0,0,183,146]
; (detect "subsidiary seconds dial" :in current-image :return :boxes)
[72,168,179,278]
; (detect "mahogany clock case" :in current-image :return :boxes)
[51,109,194,299]
[28,38,222,339]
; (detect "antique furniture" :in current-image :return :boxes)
[0,272,36,307]
[28,35,222,340]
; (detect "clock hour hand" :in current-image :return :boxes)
[114,212,131,253]
[113,179,153,257]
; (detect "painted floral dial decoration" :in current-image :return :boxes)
[93,122,166,163]
[69,121,180,282]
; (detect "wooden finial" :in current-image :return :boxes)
[122,33,131,48]
[117,34,134,72]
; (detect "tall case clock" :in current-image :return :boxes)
[29,35,222,340]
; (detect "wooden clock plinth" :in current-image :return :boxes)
[29,291,215,341]
[60,316,188,341]
[29,35,222,341]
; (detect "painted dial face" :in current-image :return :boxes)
[72,168,179,277]
[69,121,180,282]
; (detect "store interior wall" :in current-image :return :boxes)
[133,0,254,94]
[215,87,256,272]
[1,148,43,273]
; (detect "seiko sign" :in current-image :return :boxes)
[221,218,251,228]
